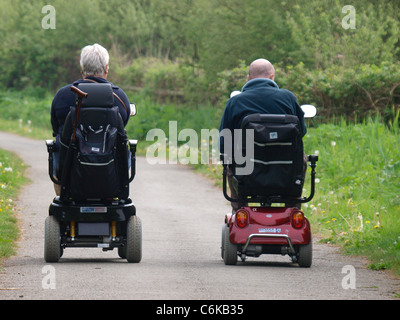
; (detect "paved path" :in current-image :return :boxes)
[0,132,399,300]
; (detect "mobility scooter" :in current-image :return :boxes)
[221,104,318,267]
[45,83,142,263]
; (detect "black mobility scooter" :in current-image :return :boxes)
[45,83,141,263]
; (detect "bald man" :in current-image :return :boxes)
[220,58,306,139]
[219,58,307,210]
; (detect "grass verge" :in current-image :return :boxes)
[0,149,27,258]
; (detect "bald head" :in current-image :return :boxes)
[248,59,275,81]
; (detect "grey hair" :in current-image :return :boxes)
[80,43,109,76]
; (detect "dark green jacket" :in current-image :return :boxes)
[219,78,306,153]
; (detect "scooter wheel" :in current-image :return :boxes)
[223,225,238,265]
[297,235,312,268]
[44,215,61,263]
[126,215,142,263]
[221,225,225,259]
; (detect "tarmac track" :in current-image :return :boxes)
[0,131,399,301]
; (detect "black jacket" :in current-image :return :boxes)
[51,76,131,150]
[219,78,306,153]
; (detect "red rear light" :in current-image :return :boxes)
[236,210,249,228]
[292,211,304,229]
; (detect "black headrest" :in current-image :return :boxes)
[241,114,299,128]
[78,83,114,108]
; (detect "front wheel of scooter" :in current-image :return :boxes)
[126,215,142,263]
[44,215,61,263]
[223,225,238,265]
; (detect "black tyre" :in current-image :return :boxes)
[221,225,226,259]
[297,234,312,268]
[126,215,142,263]
[223,225,237,265]
[44,215,61,263]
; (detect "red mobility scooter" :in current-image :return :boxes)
[221,104,318,267]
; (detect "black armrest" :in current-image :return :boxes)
[46,140,55,153]
[128,139,138,182]
[129,139,138,153]
[307,154,319,163]
[45,140,60,185]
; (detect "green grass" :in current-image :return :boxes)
[0,149,27,258]
[302,116,400,275]
[0,88,52,140]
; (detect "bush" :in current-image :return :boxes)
[282,62,400,121]
[214,60,400,123]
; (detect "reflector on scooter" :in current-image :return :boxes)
[236,210,249,228]
[292,211,304,229]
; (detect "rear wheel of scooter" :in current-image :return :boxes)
[223,225,237,265]
[126,215,142,263]
[44,215,61,263]
[221,225,226,259]
[297,235,312,268]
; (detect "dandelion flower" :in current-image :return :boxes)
[331,141,336,147]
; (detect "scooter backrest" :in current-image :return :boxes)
[236,113,304,198]
[78,83,114,108]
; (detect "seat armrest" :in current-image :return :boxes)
[307,154,319,163]
[129,139,138,153]
[46,140,55,153]
[128,140,138,183]
[129,139,138,146]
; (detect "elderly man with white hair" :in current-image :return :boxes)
[50,43,131,195]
